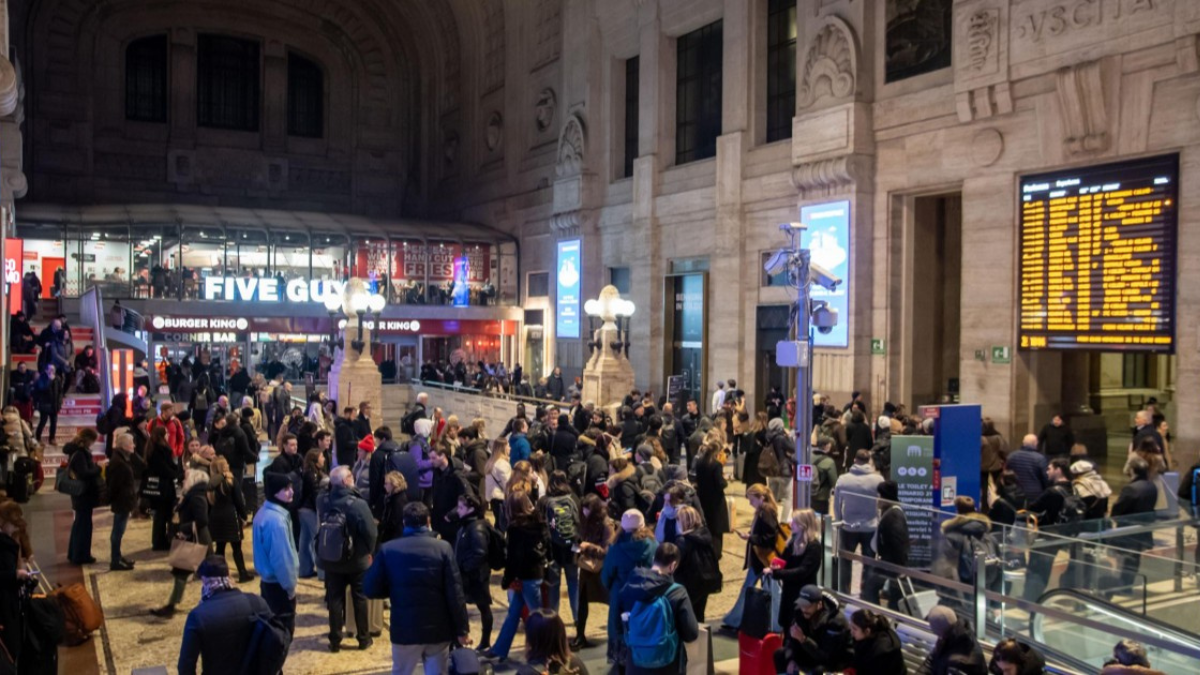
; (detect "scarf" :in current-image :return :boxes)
[201,576,235,601]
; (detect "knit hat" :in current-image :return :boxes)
[414,418,434,438]
[796,585,823,610]
[197,555,230,579]
[620,509,645,532]
[926,605,958,637]
[877,416,892,430]
[357,435,376,453]
[662,464,687,483]
[264,472,292,500]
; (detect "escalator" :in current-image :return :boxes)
[1030,588,1200,674]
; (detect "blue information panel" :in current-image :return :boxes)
[556,239,582,338]
[800,200,851,348]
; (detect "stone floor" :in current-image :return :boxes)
[37,484,762,674]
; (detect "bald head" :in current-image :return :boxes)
[1022,434,1038,449]
[1134,410,1151,426]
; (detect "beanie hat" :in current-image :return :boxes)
[357,435,375,453]
[927,605,958,637]
[264,472,292,500]
[414,418,434,438]
[197,555,230,579]
[877,480,899,502]
[620,509,645,532]
[878,415,892,430]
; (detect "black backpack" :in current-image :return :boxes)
[660,422,678,456]
[565,459,588,498]
[544,494,578,548]
[1055,486,1088,533]
[400,407,422,435]
[959,534,1002,589]
[693,539,724,593]
[238,600,293,675]
[317,505,354,564]
[485,521,507,571]
[95,412,112,436]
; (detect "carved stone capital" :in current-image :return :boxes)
[0,57,18,119]
[550,209,597,237]
[1056,60,1112,156]
[791,154,873,198]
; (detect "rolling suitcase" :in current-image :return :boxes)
[242,473,260,515]
[737,631,782,675]
[10,456,39,503]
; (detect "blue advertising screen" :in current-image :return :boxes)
[800,200,851,348]
[556,239,582,338]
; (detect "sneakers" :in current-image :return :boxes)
[109,560,134,572]
[478,649,506,663]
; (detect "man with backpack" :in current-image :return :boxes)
[617,542,699,674]
[1023,457,1079,602]
[399,393,428,437]
[319,466,378,652]
[763,418,796,519]
[178,556,289,675]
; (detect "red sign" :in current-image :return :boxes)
[393,243,491,283]
[4,239,23,315]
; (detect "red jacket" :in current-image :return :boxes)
[149,415,185,457]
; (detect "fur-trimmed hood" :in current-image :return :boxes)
[941,512,991,535]
[607,463,637,490]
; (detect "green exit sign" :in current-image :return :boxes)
[991,346,1011,364]
[871,338,885,355]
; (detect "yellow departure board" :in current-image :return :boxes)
[1019,155,1177,353]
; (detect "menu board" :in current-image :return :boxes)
[1018,155,1178,352]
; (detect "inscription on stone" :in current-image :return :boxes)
[1014,0,1158,43]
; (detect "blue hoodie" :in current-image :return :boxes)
[509,432,532,464]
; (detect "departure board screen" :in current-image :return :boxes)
[1019,155,1178,353]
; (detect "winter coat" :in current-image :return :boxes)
[607,465,643,518]
[453,515,492,605]
[774,538,822,629]
[378,490,408,545]
[989,483,1027,527]
[777,594,852,674]
[215,424,256,479]
[833,464,884,532]
[987,640,1045,675]
[602,530,657,595]
[744,507,780,573]
[693,456,729,536]
[364,528,469,645]
[981,432,1009,473]
[208,472,247,544]
[334,417,358,469]
[615,567,700,675]
[177,588,272,675]
[459,438,489,496]
[1006,448,1049,503]
[934,513,991,584]
[1111,477,1158,550]
[485,457,512,501]
[33,373,61,414]
[1,409,37,461]
[0,532,26,663]
[851,626,907,675]
[508,433,532,465]
[549,425,580,465]
[1038,423,1075,457]
[502,518,550,585]
[875,504,910,568]
[106,450,139,515]
[318,483,378,574]
[175,482,213,553]
[924,617,987,675]
[674,526,720,612]
[66,440,101,510]
[146,440,182,507]
[812,451,838,506]
[251,502,298,595]
[1071,461,1112,520]
[845,420,873,455]
[430,461,473,541]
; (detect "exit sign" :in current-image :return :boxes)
[871,338,886,355]
[991,346,1011,364]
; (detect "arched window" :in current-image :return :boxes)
[287,53,324,138]
[197,34,261,131]
[125,35,168,122]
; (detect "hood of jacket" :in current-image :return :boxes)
[1072,466,1113,500]
[848,463,874,477]
[610,531,657,567]
[941,512,991,535]
[621,566,674,604]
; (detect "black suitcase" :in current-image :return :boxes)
[242,474,260,514]
[10,456,39,503]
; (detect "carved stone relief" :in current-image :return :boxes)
[790,154,872,197]
[797,19,858,110]
[965,9,998,73]
[486,112,504,152]
[1056,60,1110,155]
[970,128,1004,166]
[885,0,953,83]
[535,88,557,133]
[555,114,585,178]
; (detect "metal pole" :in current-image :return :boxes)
[795,243,813,510]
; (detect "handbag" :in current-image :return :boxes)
[576,551,603,574]
[54,468,85,497]
[141,475,163,500]
[168,524,208,572]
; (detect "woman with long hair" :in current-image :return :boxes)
[150,468,211,617]
[297,448,325,578]
[768,508,822,629]
[573,493,614,650]
[209,455,253,582]
[722,483,780,630]
[484,439,513,530]
[741,411,765,487]
[378,471,409,544]
[674,504,721,622]
[482,491,550,663]
[64,428,102,565]
[693,441,730,560]
[849,609,907,675]
[518,610,588,675]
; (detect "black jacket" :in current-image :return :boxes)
[319,483,378,574]
[876,504,910,567]
[503,518,550,586]
[265,451,303,511]
[0,532,26,664]
[334,417,359,469]
[852,626,908,675]
[674,526,720,610]
[176,482,212,549]
[208,472,247,544]
[693,456,729,537]
[453,515,492,605]
[378,490,408,545]
[106,450,139,515]
[353,415,372,441]
[146,440,182,507]
[925,618,987,675]
[1027,480,1070,526]
[616,567,700,675]
[431,461,473,541]
[774,540,823,629]
[364,529,469,645]
[215,424,256,478]
[1037,424,1074,457]
[744,507,779,573]
[549,425,580,465]
[777,594,852,674]
[66,441,101,510]
[178,588,272,675]
[845,420,873,455]
[1111,477,1158,550]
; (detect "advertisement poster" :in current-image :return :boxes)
[4,239,23,316]
[451,257,470,307]
[556,239,582,338]
[890,435,935,567]
[799,200,851,348]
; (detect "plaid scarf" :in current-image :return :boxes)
[200,576,235,601]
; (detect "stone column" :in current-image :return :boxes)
[326,280,383,422]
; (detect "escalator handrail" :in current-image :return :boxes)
[1030,587,1200,648]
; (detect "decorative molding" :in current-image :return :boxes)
[550,210,583,235]
[970,128,1005,167]
[790,154,872,197]
[1056,60,1110,155]
[555,114,584,178]
[797,18,858,110]
[535,88,557,133]
[0,57,17,118]
[955,82,1013,122]
[965,9,998,73]
[485,111,504,152]
[1177,34,1200,74]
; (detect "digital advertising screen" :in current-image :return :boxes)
[800,200,851,348]
[555,239,582,339]
[1018,154,1178,352]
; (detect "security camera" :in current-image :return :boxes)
[812,302,838,334]
[809,262,842,292]
[763,249,791,277]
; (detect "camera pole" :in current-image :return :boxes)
[792,235,814,511]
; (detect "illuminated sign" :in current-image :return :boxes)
[556,239,582,339]
[800,200,851,348]
[337,319,422,332]
[4,239,22,315]
[151,316,249,331]
[1019,154,1178,352]
[153,331,242,343]
[201,276,365,304]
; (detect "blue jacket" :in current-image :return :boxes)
[364,528,469,645]
[1006,448,1049,503]
[252,501,299,595]
[602,530,657,593]
[178,588,271,675]
[509,433,532,464]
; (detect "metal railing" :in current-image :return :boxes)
[79,285,111,409]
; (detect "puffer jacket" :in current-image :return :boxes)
[934,512,992,584]
[453,515,491,605]
[364,527,469,646]
[834,464,884,532]
[1,409,37,461]
[777,592,852,674]
[1071,460,1113,520]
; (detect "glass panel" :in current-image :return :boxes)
[675,21,722,164]
[126,35,168,123]
[197,34,261,131]
[287,52,323,138]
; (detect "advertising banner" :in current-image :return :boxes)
[393,243,490,283]
[799,200,851,348]
[556,239,581,338]
[890,435,936,568]
[4,239,23,316]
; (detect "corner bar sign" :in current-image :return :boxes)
[202,276,362,304]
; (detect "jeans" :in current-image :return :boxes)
[722,567,761,629]
[261,581,296,636]
[35,410,58,443]
[490,498,508,532]
[298,507,318,578]
[110,510,130,563]
[837,529,876,593]
[325,570,368,644]
[168,572,189,606]
[492,580,543,658]
[546,544,579,621]
[391,642,449,675]
[68,507,94,563]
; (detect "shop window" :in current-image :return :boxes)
[528,272,550,298]
[675,20,723,165]
[197,34,261,131]
[287,52,324,138]
[765,0,796,143]
[126,35,169,123]
[623,56,640,178]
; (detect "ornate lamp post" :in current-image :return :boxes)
[325,278,386,423]
[581,286,637,415]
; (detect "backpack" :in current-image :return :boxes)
[544,494,578,548]
[400,407,422,435]
[660,421,678,456]
[565,459,588,498]
[624,582,682,669]
[95,412,112,436]
[485,521,507,571]
[693,540,724,594]
[238,603,293,675]
[959,535,1002,589]
[1055,486,1088,533]
[317,506,354,564]
[638,464,664,495]
[758,444,781,478]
